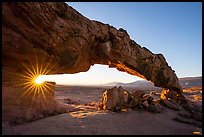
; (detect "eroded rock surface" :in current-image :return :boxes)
[2,2,185,123]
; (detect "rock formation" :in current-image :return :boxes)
[99,86,129,111]
[2,2,186,123]
[2,81,67,125]
[99,86,164,113]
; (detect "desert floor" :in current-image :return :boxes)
[2,85,202,135]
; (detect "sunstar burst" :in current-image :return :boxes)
[13,56,57,105]
[34,75,45,84]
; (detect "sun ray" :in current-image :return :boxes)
[14,82,30,87]
[44,82,54,86]
[28,83,39,96]
[40,86,46,101]
[31,86,38,107]
[41,59,52,75]
[41,85,50,95]
[13,56,57,105]
[37,85,41,95]
[21,82,34,89]
[39,57,45,75]
[14,73,33,79]
[31,63,37,76]
[42,85,52,96]
[43,83,53,91]
[22,70,35,78]
[36,56,39,75]
[22,63,36,77]
[27,84,36,96]
[17,84,35,100]
[43,59,57,75]
[44,62,57,75]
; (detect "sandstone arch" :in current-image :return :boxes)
[2,2,187,123]
[2,2,182,90]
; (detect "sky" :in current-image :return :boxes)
[40,2,202,85]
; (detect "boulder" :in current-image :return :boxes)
[147,96,153,104]
[160,100,181,111]
[100,86,150,112]
[126,94,140,109]
[147,104,163,113]
[132,90,146,99]
[100,86,129,112]
[142,101,149,108]
[100,86,164,112]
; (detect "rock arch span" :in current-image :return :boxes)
[2,2,182,91]
[2,2,187,123]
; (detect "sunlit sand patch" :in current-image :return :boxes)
[192,127,202,135]
[193,131,201,135]
[68,104,107,118]
[69,110,107,118]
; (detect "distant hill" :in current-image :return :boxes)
[103,82,125,87]
[103,76,202,89]
[103,80,161,91]
[179,76,202,88]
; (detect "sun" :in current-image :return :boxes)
[34,75,45,84]
[13,56,57,105]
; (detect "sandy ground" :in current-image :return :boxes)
[2,85,202,135]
